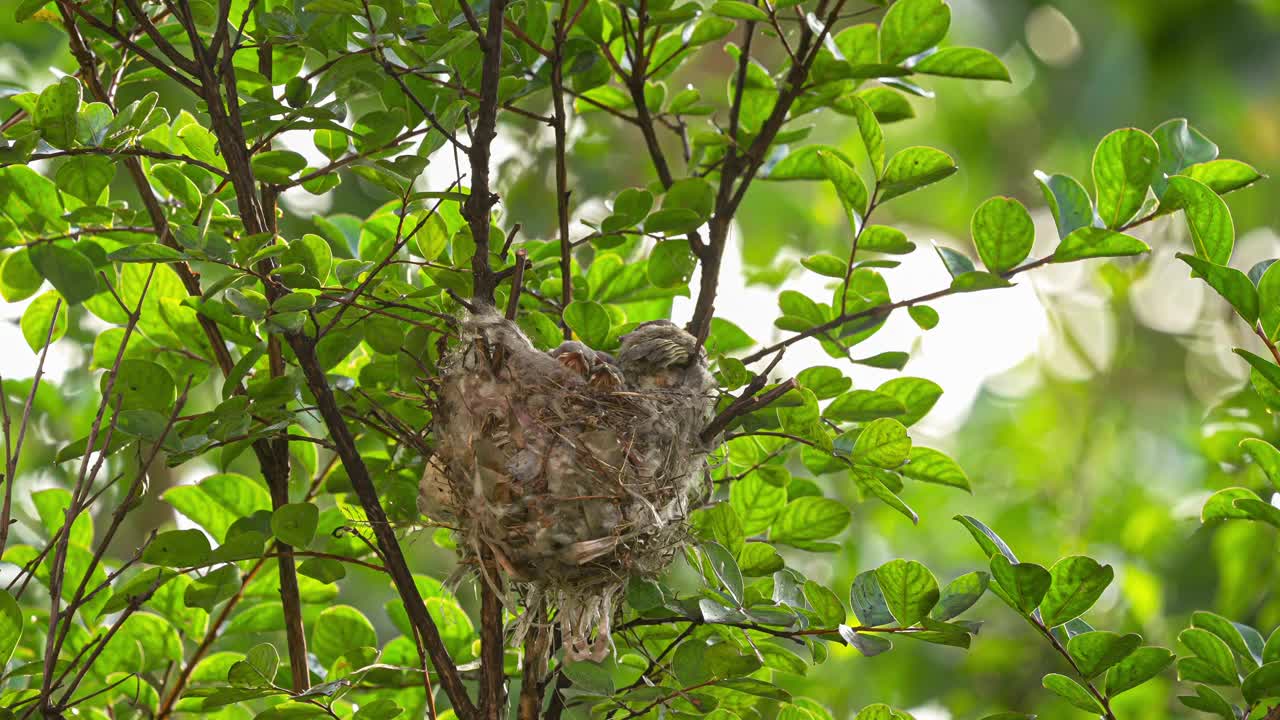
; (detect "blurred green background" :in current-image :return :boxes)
[3,1,1279,718]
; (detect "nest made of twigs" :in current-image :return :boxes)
[419,311,715,659]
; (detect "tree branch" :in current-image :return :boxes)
[465,0,510,306]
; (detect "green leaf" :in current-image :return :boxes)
[313,129,349,161]
[29,244,97,304]
[846,96,884,173]
[298,557,346,584]
[692,504,746,557]
[1242,662,1280,704]
[1067,631,1142,679]
[950,271,1011,293]
[824,390,905,423]
[1192,611,1263,666]
[900,447,969,491]
[1234,349,1280,396]
[104,358,176,412]
[859,225,914,254]
[1178,685,1236,719]
[2,249,44,302]
[849,570,895,627]
[876,377,942,426]
[879,147,957,202]
[1162,175,1234,265]
[252,150,308,183]
[701,541,744,604]
[1,166,65,234]
[818,151,869,222]
[1035,171,1094,240]
[664,177,715,220]
[739,543,784,576]
[21,291,67,351]
[797,366,851,399]
[954,514,1018,562]
[562,657,616,695]
[971,196,1034,273]
[151,164,202,209]
[102,567,175,614]
[929,571,989,621]
[912,47,1009,81]
[563,300,610,348]
[908,305,939,330]
[841,626,893,657]
[1042,674,1104,713]
[100,612,182,672]
[56,155,114,203]
[1201,487,1263,522]
[874,559,939,626]
[852,466,918,524]
[879,0,950,64]
[310,605,377,667]
[14,0,49,22]
[1178,628,1239,686]
[185,565,241,611]
[34,77,81,149]
[1152,118,1218,196]
[1092,128,1159,228]
[1241,439,1280,492]
[710,0,769,21]
[730,472,788,535]
[143,529,212,567]
[1051,227,1149,263]
[1176,253,1256,324]
[1105,646,1175,697]
[33,488,92,548]
[649,239,696,288]
[804,580,846,626]
[851,418,911,468]
[229,642,279,687]
[108,243,189,264]
[353,700,403,720]
[602,188,654,232]
[1039,556,1114,628]
[934,244,974,279]
[271,503,319,548]
[413,214,449,263]
[644,207,703,234]
[1183,158,1264,195]
[285,234,334,284]
[769,145,859,181]
[988,555,1049,615]
[0,591,21,668]
[771,497,851,545]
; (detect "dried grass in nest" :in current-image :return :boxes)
[419,311,715,661]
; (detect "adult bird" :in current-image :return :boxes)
[616,320,701,390]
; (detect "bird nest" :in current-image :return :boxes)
[419,311,716,660]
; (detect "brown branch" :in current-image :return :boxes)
[688,0,847,344]
[550,4,574,339]
[505,250,528,321]
[20,147,228,178]
[0,296,61,558]
[478,546,507,720]
[465,0,510,306]
[287,333,478,719]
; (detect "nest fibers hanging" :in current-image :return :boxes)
[419,311,716,660]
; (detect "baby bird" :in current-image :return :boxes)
[588,357,625,391]
[617,320,701,390]
[549,340,594,380]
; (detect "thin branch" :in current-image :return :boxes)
[465,0,511,306]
